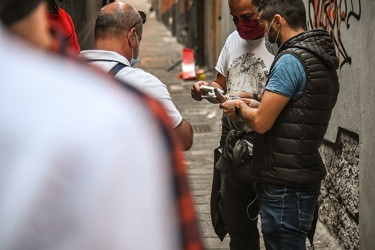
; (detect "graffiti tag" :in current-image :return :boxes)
[308,0,361,68]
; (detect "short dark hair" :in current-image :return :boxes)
[0,0,43,26]
[229,0,262,8]
[258,0,306,30]
[253,0,262,7]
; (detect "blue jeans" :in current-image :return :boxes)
[256,182,321,250]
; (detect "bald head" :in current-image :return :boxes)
[95,2,143,41]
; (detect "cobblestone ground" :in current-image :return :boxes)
[121,0,344,249]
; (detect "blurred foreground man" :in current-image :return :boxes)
[0,1,203,249]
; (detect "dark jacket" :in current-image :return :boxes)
[250,29,340,185]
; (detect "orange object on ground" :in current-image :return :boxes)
[180,48,196,80]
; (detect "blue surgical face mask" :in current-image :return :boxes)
[264,18,280,55]
[130,33,140,66]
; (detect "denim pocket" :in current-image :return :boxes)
[262,183,285,199]
[297,192,318,232]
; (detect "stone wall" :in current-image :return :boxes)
[319,129,359,249]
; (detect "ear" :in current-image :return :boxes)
[273,14,283,28]
[128,27,138,48]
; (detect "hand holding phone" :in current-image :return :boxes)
[214,88,227,103]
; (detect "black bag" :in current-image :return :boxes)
[210,147,227,241]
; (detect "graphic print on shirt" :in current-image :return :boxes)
[227,52,269,99]
[226,52,269,130]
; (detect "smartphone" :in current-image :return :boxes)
[200,85,215,99]
[214,88,227,103]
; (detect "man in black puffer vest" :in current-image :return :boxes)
[219,0,340,249]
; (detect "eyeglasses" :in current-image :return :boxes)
[131,11,147,29]
[138,11,147,24]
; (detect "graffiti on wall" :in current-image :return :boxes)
[308,0,361,69]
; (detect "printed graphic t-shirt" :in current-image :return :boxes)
[215,31,274,131]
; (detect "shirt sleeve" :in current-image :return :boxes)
[215,36,230,77]
[265,54,306,100]
[121,69,183,128]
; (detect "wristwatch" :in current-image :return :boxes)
[235,101,243,118]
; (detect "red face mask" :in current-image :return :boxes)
[234,19,264,40]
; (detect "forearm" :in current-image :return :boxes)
[175,119,193,151]
[240,92,263,101]
[220,91,289,135]
[239,91,287,134]
[238,104,266,134]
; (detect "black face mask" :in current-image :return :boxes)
[0,0,43,26]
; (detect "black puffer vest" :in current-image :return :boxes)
[250,29,340,185]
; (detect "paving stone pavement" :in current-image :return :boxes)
[120,1,344,249]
